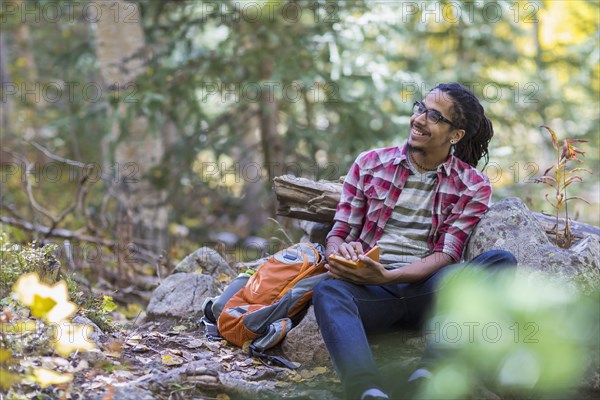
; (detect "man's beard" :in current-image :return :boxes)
[407,142,426,155]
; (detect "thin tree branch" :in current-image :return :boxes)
[0,215,165,266]
[0,215,113,246]
[28,140,89,169]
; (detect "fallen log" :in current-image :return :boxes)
[273,175,600,240]
[273,176,341,223]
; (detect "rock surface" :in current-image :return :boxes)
[280,306,332,368]
[173,247,234,276]
[146,273,216,321]
[465,197,600,293]
[72,315,106,345]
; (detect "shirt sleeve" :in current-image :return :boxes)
[432,179,492,261]
[327,155,367,243]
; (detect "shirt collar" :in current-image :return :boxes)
[394,140,454,176]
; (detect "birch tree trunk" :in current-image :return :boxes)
[95,0,167,281]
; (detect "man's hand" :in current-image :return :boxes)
[326,238,364,261]
[326,254,392,286]
[334,241,364,261]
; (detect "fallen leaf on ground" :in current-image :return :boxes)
[203,341,221,352]
[30,367,73,388]
[131,344,151,352]
[299,366,328,380]
[217,273,232,284]
[182,339,204,349]
[171,325,188,332]
[161,353,185,366]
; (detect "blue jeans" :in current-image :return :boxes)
[312,250,517,399]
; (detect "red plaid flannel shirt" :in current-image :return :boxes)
[327,141,492,262]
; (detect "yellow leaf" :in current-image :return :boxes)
[161,353,184,366]
[50,322,96,357]
[312,366,328,374]
[0,368,20,390]
[216,394,231,400]
[45,300,77,324]
[0,348,11,363]
[299,366,329,380]
[541,125,559,151]
[217,273,232,284]
[171,325,188,332]
[13,273,77,323]
[101,296,118,313]
[289,372,303,382]
[30,367,73,388]
[13,273,42,305]
[241,340,253,353]
[30,294,57,320]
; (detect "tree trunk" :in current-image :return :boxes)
[0,29,11,137]
[258,56,283,218]
[95,0,168,282]
[237,110,269,235]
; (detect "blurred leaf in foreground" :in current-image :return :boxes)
[13,273,77,324]
[419,268,599,399]
[29,367,73,388]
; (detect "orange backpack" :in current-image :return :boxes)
[201,243,329,364]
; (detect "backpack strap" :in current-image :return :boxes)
[199,315,222,341]
[248,344,300,370]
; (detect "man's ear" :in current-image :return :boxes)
[452,129,465,143]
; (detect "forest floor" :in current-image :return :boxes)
[14,317,343,400]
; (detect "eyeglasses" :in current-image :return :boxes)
[413,101,458,128]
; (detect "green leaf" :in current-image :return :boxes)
[101,296,118,313]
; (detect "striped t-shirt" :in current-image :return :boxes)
[378,159,437,268]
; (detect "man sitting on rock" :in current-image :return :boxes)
[313,82,517,400]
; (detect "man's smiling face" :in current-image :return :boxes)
[408,89,464,159]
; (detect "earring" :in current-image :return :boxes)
[450,139,457,144]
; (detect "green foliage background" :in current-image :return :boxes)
[1,0,598,263]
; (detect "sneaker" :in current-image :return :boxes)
[361,388,390,400]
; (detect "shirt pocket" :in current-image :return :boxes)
[439,193,463,217]
[364,183,388,218]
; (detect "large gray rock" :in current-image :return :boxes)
[146,273,215,321]
[173,247,234,276]
[72,315,106,345]
[465,197,600,294]
[280,306,332,368]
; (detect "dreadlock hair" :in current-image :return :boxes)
[431,82,494,169]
